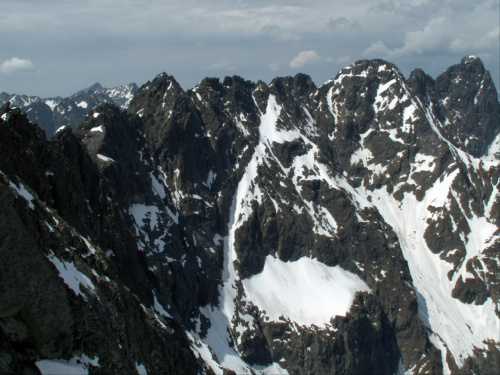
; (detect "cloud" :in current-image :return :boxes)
[209,58,235,71]
[336,55,352,64]
[0,57,35,74]
[363,17,456,58]
[268,62,281,71]
[369,1,397,13]
[327,17,361,30]
[260,24,300,41]
[326,55,352,64]
[290,50,320,69]
[396,17,454,55]
[362,41,393,59]
[1,0,498,96]
[261,24,280,34]
[451,26,500,52]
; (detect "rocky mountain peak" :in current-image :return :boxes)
[74,82,103,96]
[130,73,187,118]
[150,73,182,93]
[222,74,253,88]
[88,82,103,91]
[461,54,483,66]
[334,59,400,80]
[269,74,316,105]
[437,55,487,94]
[197,76,224,91]
[407,68,436,100]
[432,55,499,157]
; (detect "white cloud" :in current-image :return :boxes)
[209,58,235,71]
[362,41,393,58]
[451,26,500,52]
[260,24,301,41]
[327,17,361,30]
[0,57,35,74]
[290,50,320,69]
[363,17,455,58]
[326,55,352,64]
[268,62,281,71]
[395,17,454,55]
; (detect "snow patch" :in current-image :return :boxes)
[402,104,418,133]
[135,363,147,374]
[129,204,160,232]
[36,354,99,374]
[150,172,166,199]
[97,154,115,162]
[374,79,399,113]
[243,256,371,326]
[411,153,435,175]
[153,294,173,319]
[44,99,60,111]
[186,331,225,374]
[47,251,96,300]
[207,170,217,188]
[456,212,498,282]
[486,132,500,161]
[9,180,35,210]
[79,236,97,256]
[55,125,68,134]
[90,125,104,132]
[259,95,300,145]
[235,112,250,137]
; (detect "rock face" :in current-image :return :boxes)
[0,104,202,374]
[408,55,500,158]
[0,56,499,375]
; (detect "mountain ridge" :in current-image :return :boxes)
[0,55,499,374]
[0,82,139,138]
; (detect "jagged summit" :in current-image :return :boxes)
[0,56,499,375]
[74,82,103,96]
[461,54,481,64]
[432,55,499,156]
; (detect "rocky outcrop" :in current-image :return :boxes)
[0,107,203,374]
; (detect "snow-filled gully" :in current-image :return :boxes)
[362,171,499,371]
[343,75,500,370]
[190,95,372,374]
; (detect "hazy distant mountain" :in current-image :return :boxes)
[0,82,138,137]
[0,56,498,375]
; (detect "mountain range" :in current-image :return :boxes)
[0,82,138,138]
[0,55,499,374]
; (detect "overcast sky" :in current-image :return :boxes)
[2,0,499,98]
